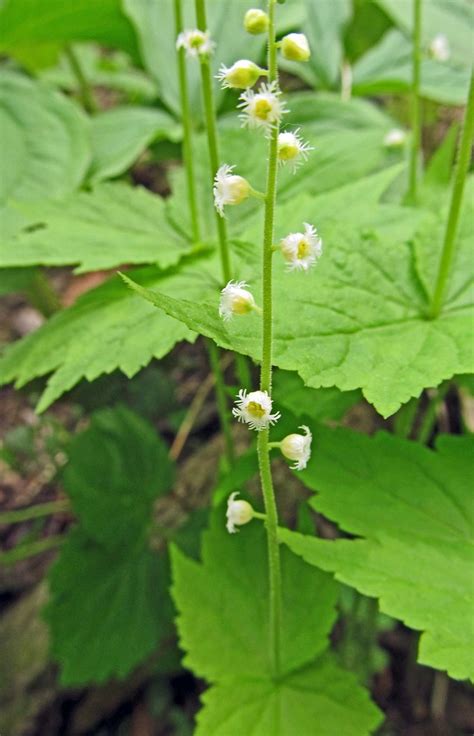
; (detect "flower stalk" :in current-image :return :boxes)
[174,0,201,243]
[430,68,474,318]
[258,0,283,677]
[407,0,422,204]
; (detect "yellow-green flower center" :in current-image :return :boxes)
[247,401,266,418]
[297,238,311,259]
[254,98,272,120]
[278,142,298,161]
[190,34,204,48]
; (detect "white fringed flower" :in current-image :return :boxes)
[238,81,287,134]
[176,29,215,57]
[280,223,322,272]
[281,33,311,62]
[244,8,269,35]
[280,426,312,470]
[383,128,407,148]
[226,492,254,533]
[232,389,281,431]
[277,129,313,171]
[213,164,250,216]
[429,33,450,62]
[219,281,256,321]
[216,60,264,89]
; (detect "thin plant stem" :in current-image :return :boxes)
[417,383,450,445]
[174,0,201,243]
[64,44,97,114]
[430,69,474,318]
[194,0,232,282]
[27,271,61,317]
[0,534,63,566]
[206,340,235,468]
[407,0,422,204]
[257,0,282,678]
[0,499,70,525]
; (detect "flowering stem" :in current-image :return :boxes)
[258,0,282,678]
[195,0,232,282]
[407,0,422,204]
[174,0,201,243]
[430,68,474,318]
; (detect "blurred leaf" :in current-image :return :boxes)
[272,370,361,423]
[0,0,139,60]
[88,106,182,182]
[344,0,393,63]
[0,183,191,273]
[45,528,169,684]
[374,0,474,68]
[0,267,36,296]
[63,405,174,549]
[171,513,382,735]
[280,428,474,681]
[353,29,471,105]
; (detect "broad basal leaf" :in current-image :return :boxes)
[0,248,226,411]
[45,528,169,684]
[124,166,472,417]
[171,513,381,735]
[0,71,90,226]
[89,106,182,182]
[279,427,474,681]
[0,183,191,273]
[272,370,361,424]
[63,405,174,549]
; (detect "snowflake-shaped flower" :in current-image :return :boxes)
[232,389,281,431]
[279,223,322,272]
[219,281,256,321]
[176,29,215,58]
[238,81,287,134]
[213,164,250,217]
[277,129,313,171]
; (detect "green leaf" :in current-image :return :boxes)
[45,527,168,684]
[374,0,474,68]
[0,70,90,210]
[124,167,472,417]
[171,513,381,735]
[0,0,139,59]
[353,29,471,106]
[0,183,191,273]
[123,0,264,118]
[0,248,226,410]
[196,656,381,736]
[279,427,474,681]
[0,267,36,296]
[63,405,174,549]
[272,370,361,423]
[88,106,182,183]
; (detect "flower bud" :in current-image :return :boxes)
[428,33,450,62]
[280,426,312,470]
[217,60,264,89]
[281,33,310,62]
[244,8,269,35]
[213,164,251,216]
[383,128,406,148]
[219,281,256,321]
[226,493,254,533]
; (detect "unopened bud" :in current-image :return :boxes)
[226,493,254,533]
[217,60,265,89]
[281,33,310,62]
[244,8,269,34]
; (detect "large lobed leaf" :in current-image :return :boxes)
[171,513,382,735]
[122,168,473,417]
[45,406,174,684]
[0,183,191,273]
[279,427,474,681]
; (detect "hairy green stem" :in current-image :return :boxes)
[407,0,422,204]
[430,69,474,317]
[257,0,282,678]
[174,0,201,243]
[64,44,97,114]
[207,339,235,467]
[0,499,70,525]
[195,0,232,282]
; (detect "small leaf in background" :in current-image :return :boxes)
[0,183,191,273]
[280,427,474,681]
[88,106,182,183]
[63,405,174,549]
[171,513,382,735]
[45,528,170,685]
